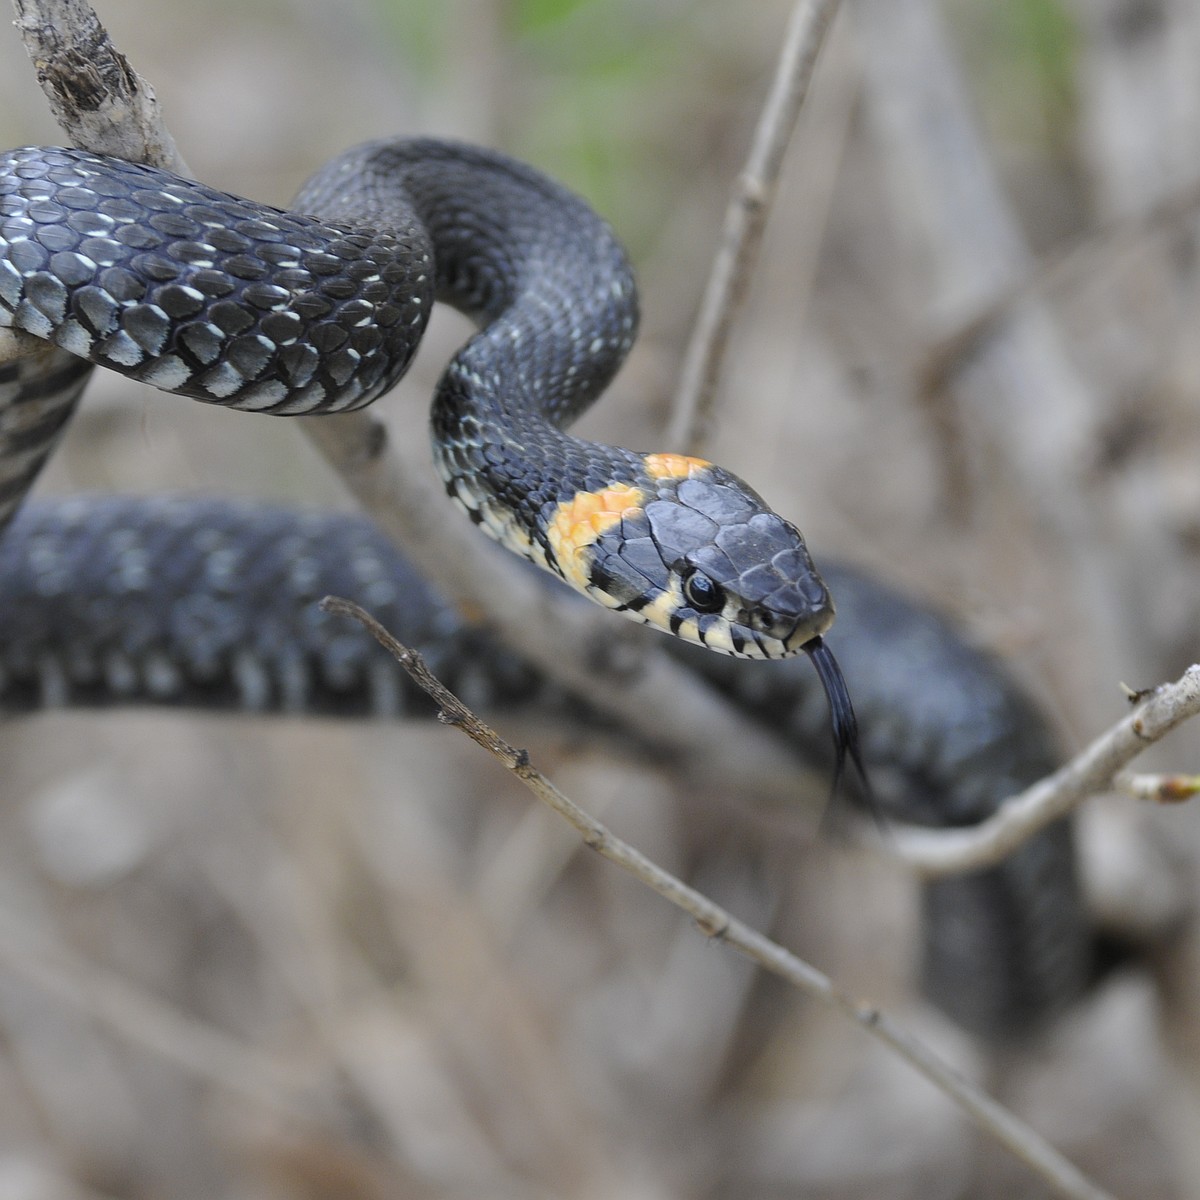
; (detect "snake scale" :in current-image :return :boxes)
[0,138,1092,1039]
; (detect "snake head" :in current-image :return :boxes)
[551,451,874,807]
[551,453,835,661]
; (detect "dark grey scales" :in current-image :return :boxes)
[0,137,1093,1039]
[0,141,838,665]
[0,496,1090,1039]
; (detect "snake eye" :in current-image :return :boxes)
[682,567,726,614]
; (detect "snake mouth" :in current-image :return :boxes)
[779,605,836,656]
[803,636,875,813]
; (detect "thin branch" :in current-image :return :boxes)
[4,0,818,811]
[888,664,1200,877]
[321,595,1115,1200]
[12,0,183,169]
[666,0,842,454]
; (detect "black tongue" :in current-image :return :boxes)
[803,636,879,823]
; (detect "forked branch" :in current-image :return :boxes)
[889,664,1200,876]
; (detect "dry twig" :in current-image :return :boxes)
[889,665,1200,876]
[322,594,1116,1200]
[12,0,182,167]
[666,0,843,453]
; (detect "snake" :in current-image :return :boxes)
[0,138,1091,1038]
[0,138,868,788]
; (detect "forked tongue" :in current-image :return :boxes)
[803,636,879,824]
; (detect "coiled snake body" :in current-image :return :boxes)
[0,140,831,657]
[0,139,1090,1038]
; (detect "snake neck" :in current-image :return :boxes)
[301,140,645,581]
[295,139,640,426]
[301,143,838,662]
[429,344,645,573]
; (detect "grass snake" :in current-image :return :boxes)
[0,138,1092,1039]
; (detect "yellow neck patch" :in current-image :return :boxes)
[642,452,712,481]
[546,483,644,592]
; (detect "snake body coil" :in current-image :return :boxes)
[0,139,1092,1038]
[0,141,833,660]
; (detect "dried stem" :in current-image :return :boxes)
[889,665,1200,876]
[321,595,1115,1200]
[666,0,842,454]
[11,0,184,169]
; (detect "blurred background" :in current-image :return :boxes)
[2,0,1200,1195]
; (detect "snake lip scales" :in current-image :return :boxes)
[0,137,866,792]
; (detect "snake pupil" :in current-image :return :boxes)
[682,568,725,614]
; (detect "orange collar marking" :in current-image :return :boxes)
[642,452,712,481]
[546,482,644,590]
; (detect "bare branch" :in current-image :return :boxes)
[888,664,1200,877]
[666,0,842,454]
[321,594,1116,1200]
[11,0,184,169]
